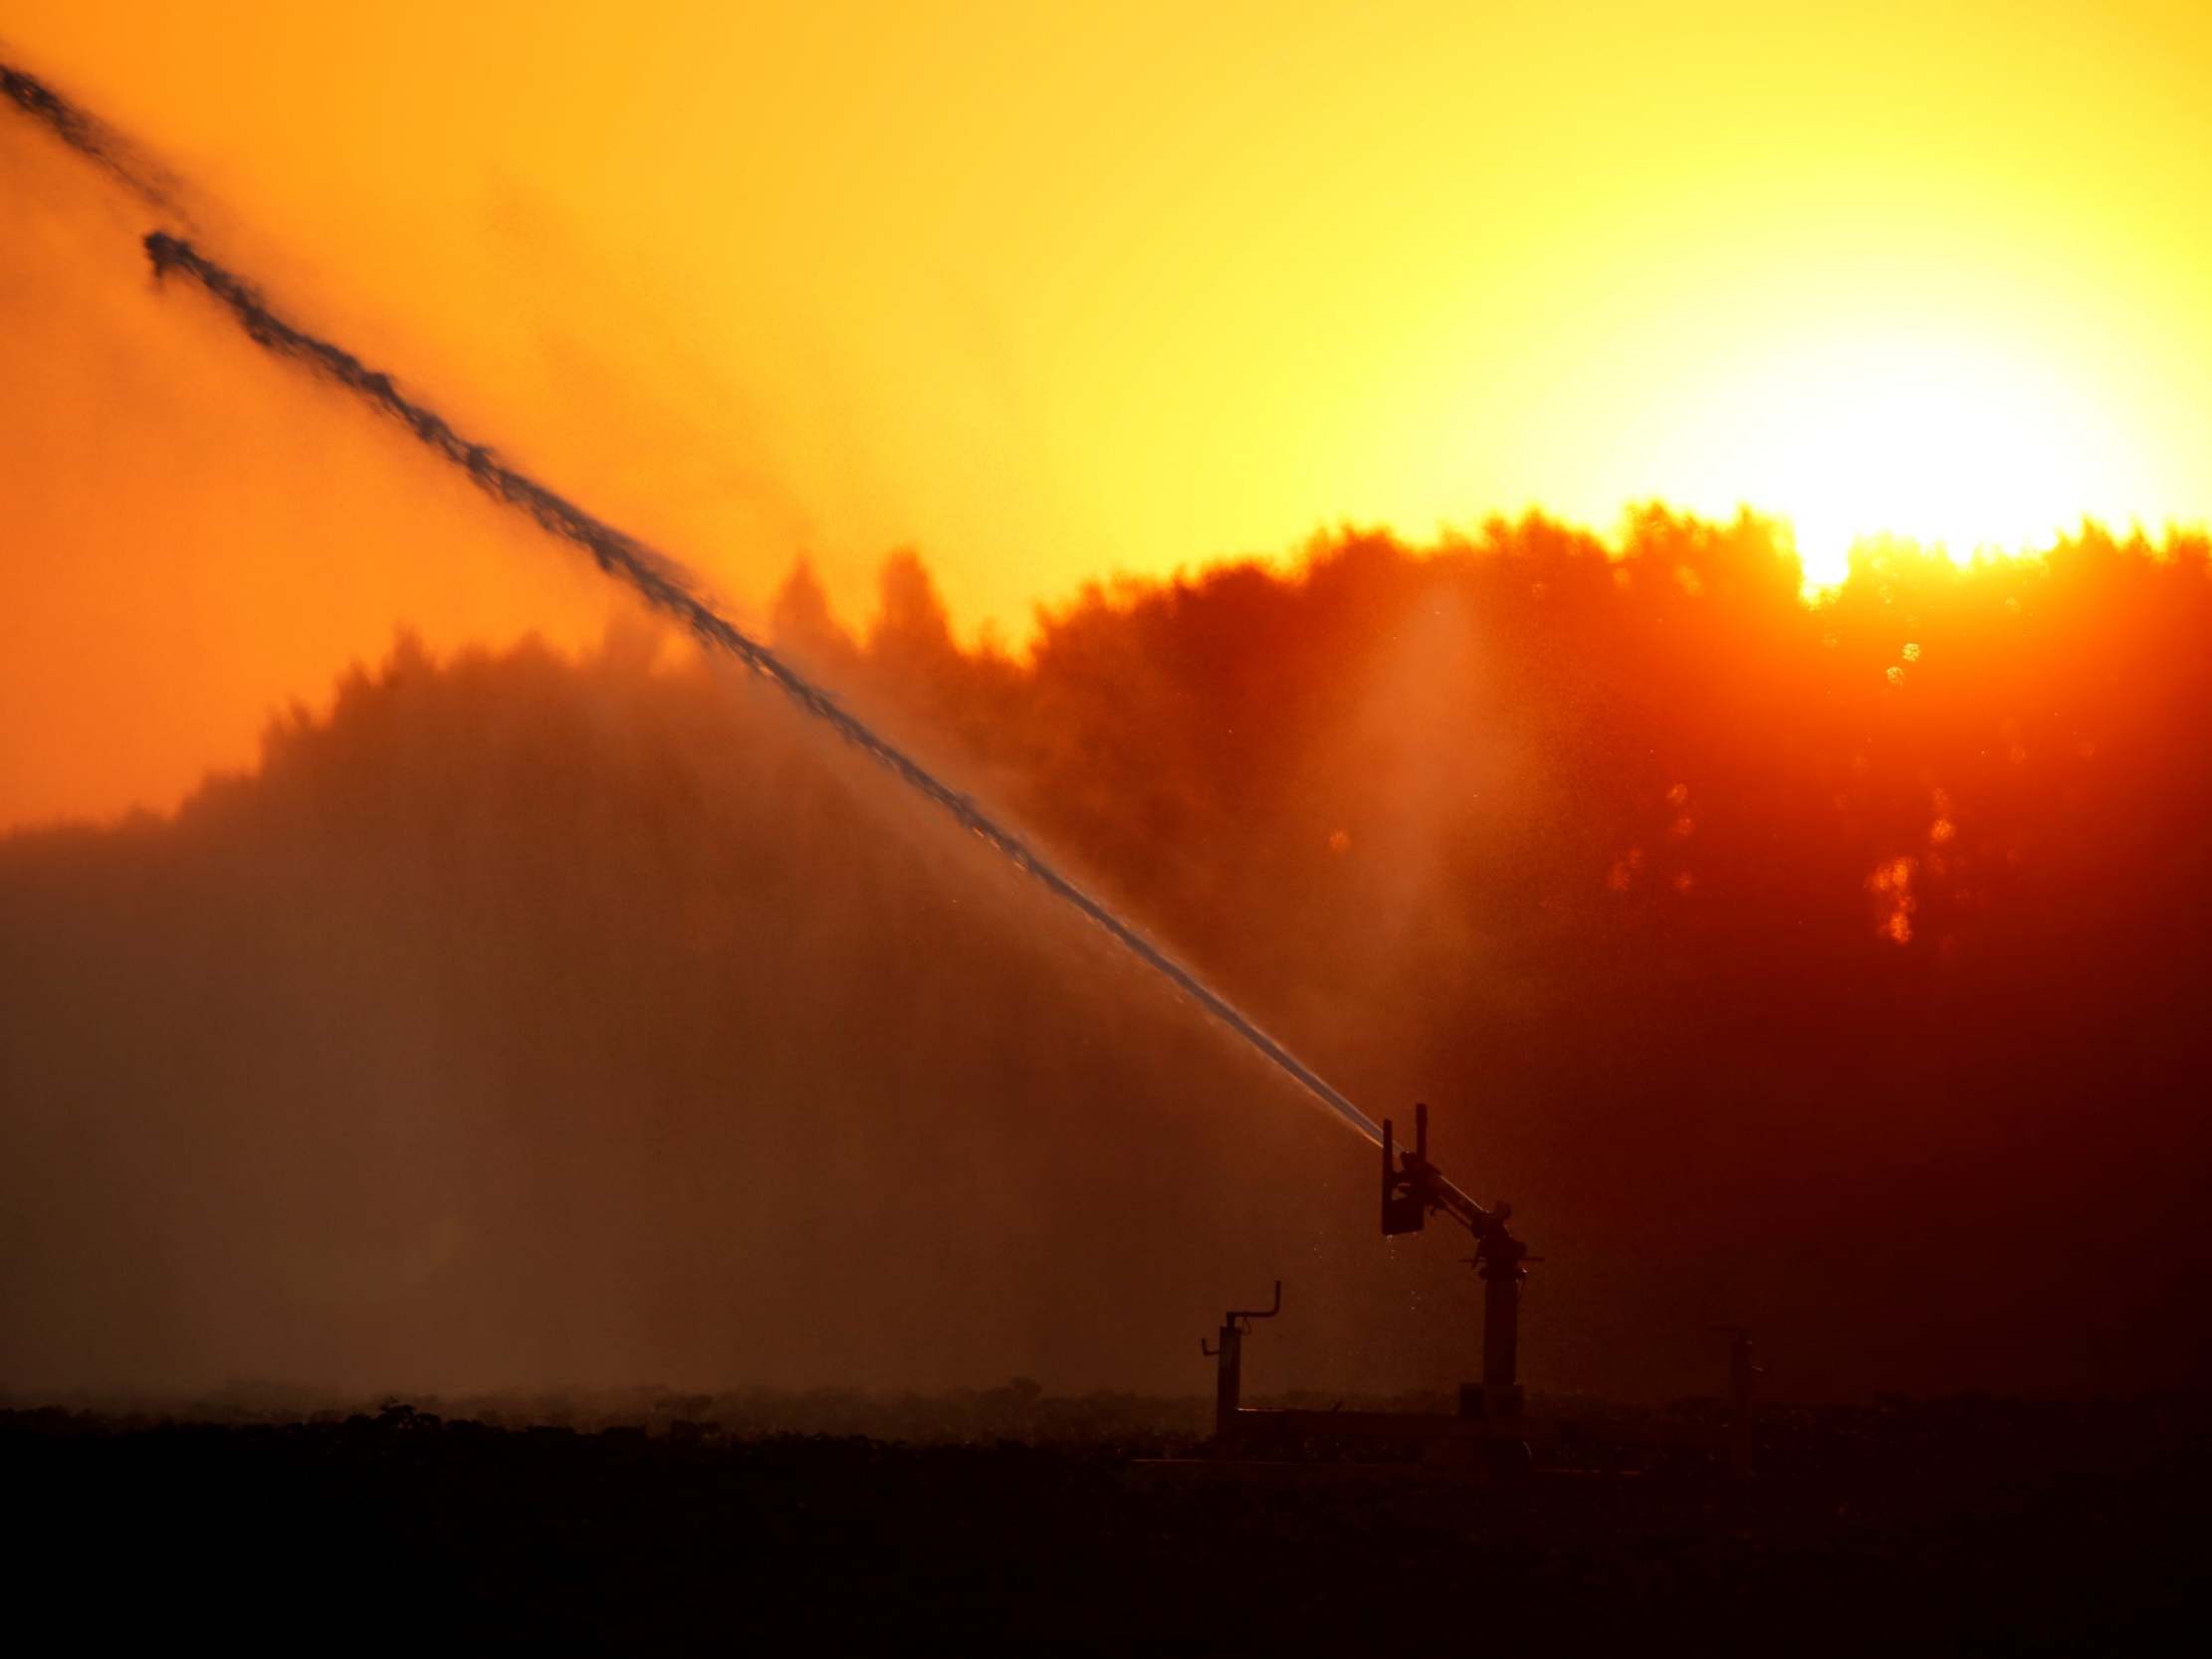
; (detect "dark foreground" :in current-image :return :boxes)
[8,1396,2208,1652]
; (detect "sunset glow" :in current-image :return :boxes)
[10,8,2212,1589]
[4,1,2211,825]
[1689,329,2151,587]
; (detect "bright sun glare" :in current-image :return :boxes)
[1701,330,2142,589]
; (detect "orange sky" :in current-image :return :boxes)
[4,1,2210,827]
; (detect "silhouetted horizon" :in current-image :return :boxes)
[6,516,2207,1401]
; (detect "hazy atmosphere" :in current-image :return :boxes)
[7,518,2208,1400]
[10,9,2212,1648]
[9,2,2212,825]
[5,0,2211,1410]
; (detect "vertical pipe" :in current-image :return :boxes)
[1214,1323,1242,1441]
[1481,1263,1520,1389]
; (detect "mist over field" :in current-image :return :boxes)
[5,514,2208,1402]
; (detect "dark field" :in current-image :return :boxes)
[9,1393,2207,1652]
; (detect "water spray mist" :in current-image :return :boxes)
[2,56,1398,1153]
[137,227,1390,1149]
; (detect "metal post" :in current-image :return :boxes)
[1474,1214,1527,1418]
[1482,1262,1519,1387]
[1212,1319,1242,1441]
[1202,1283,1280,1444]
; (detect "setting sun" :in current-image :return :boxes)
[1689,328,2152,587]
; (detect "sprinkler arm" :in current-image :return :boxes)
[1382,1103,1503,1239]
[1202,1282,1285,1354]
[1229,1280,1284,1328]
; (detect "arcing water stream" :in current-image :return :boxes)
[5,59,1390,1153]
[141,241,1394,1151]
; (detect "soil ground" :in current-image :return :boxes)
[7,1394,2206,1652]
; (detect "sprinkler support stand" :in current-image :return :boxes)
[1202,1282,1281,1440]
[1205,1105,1534,1462]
